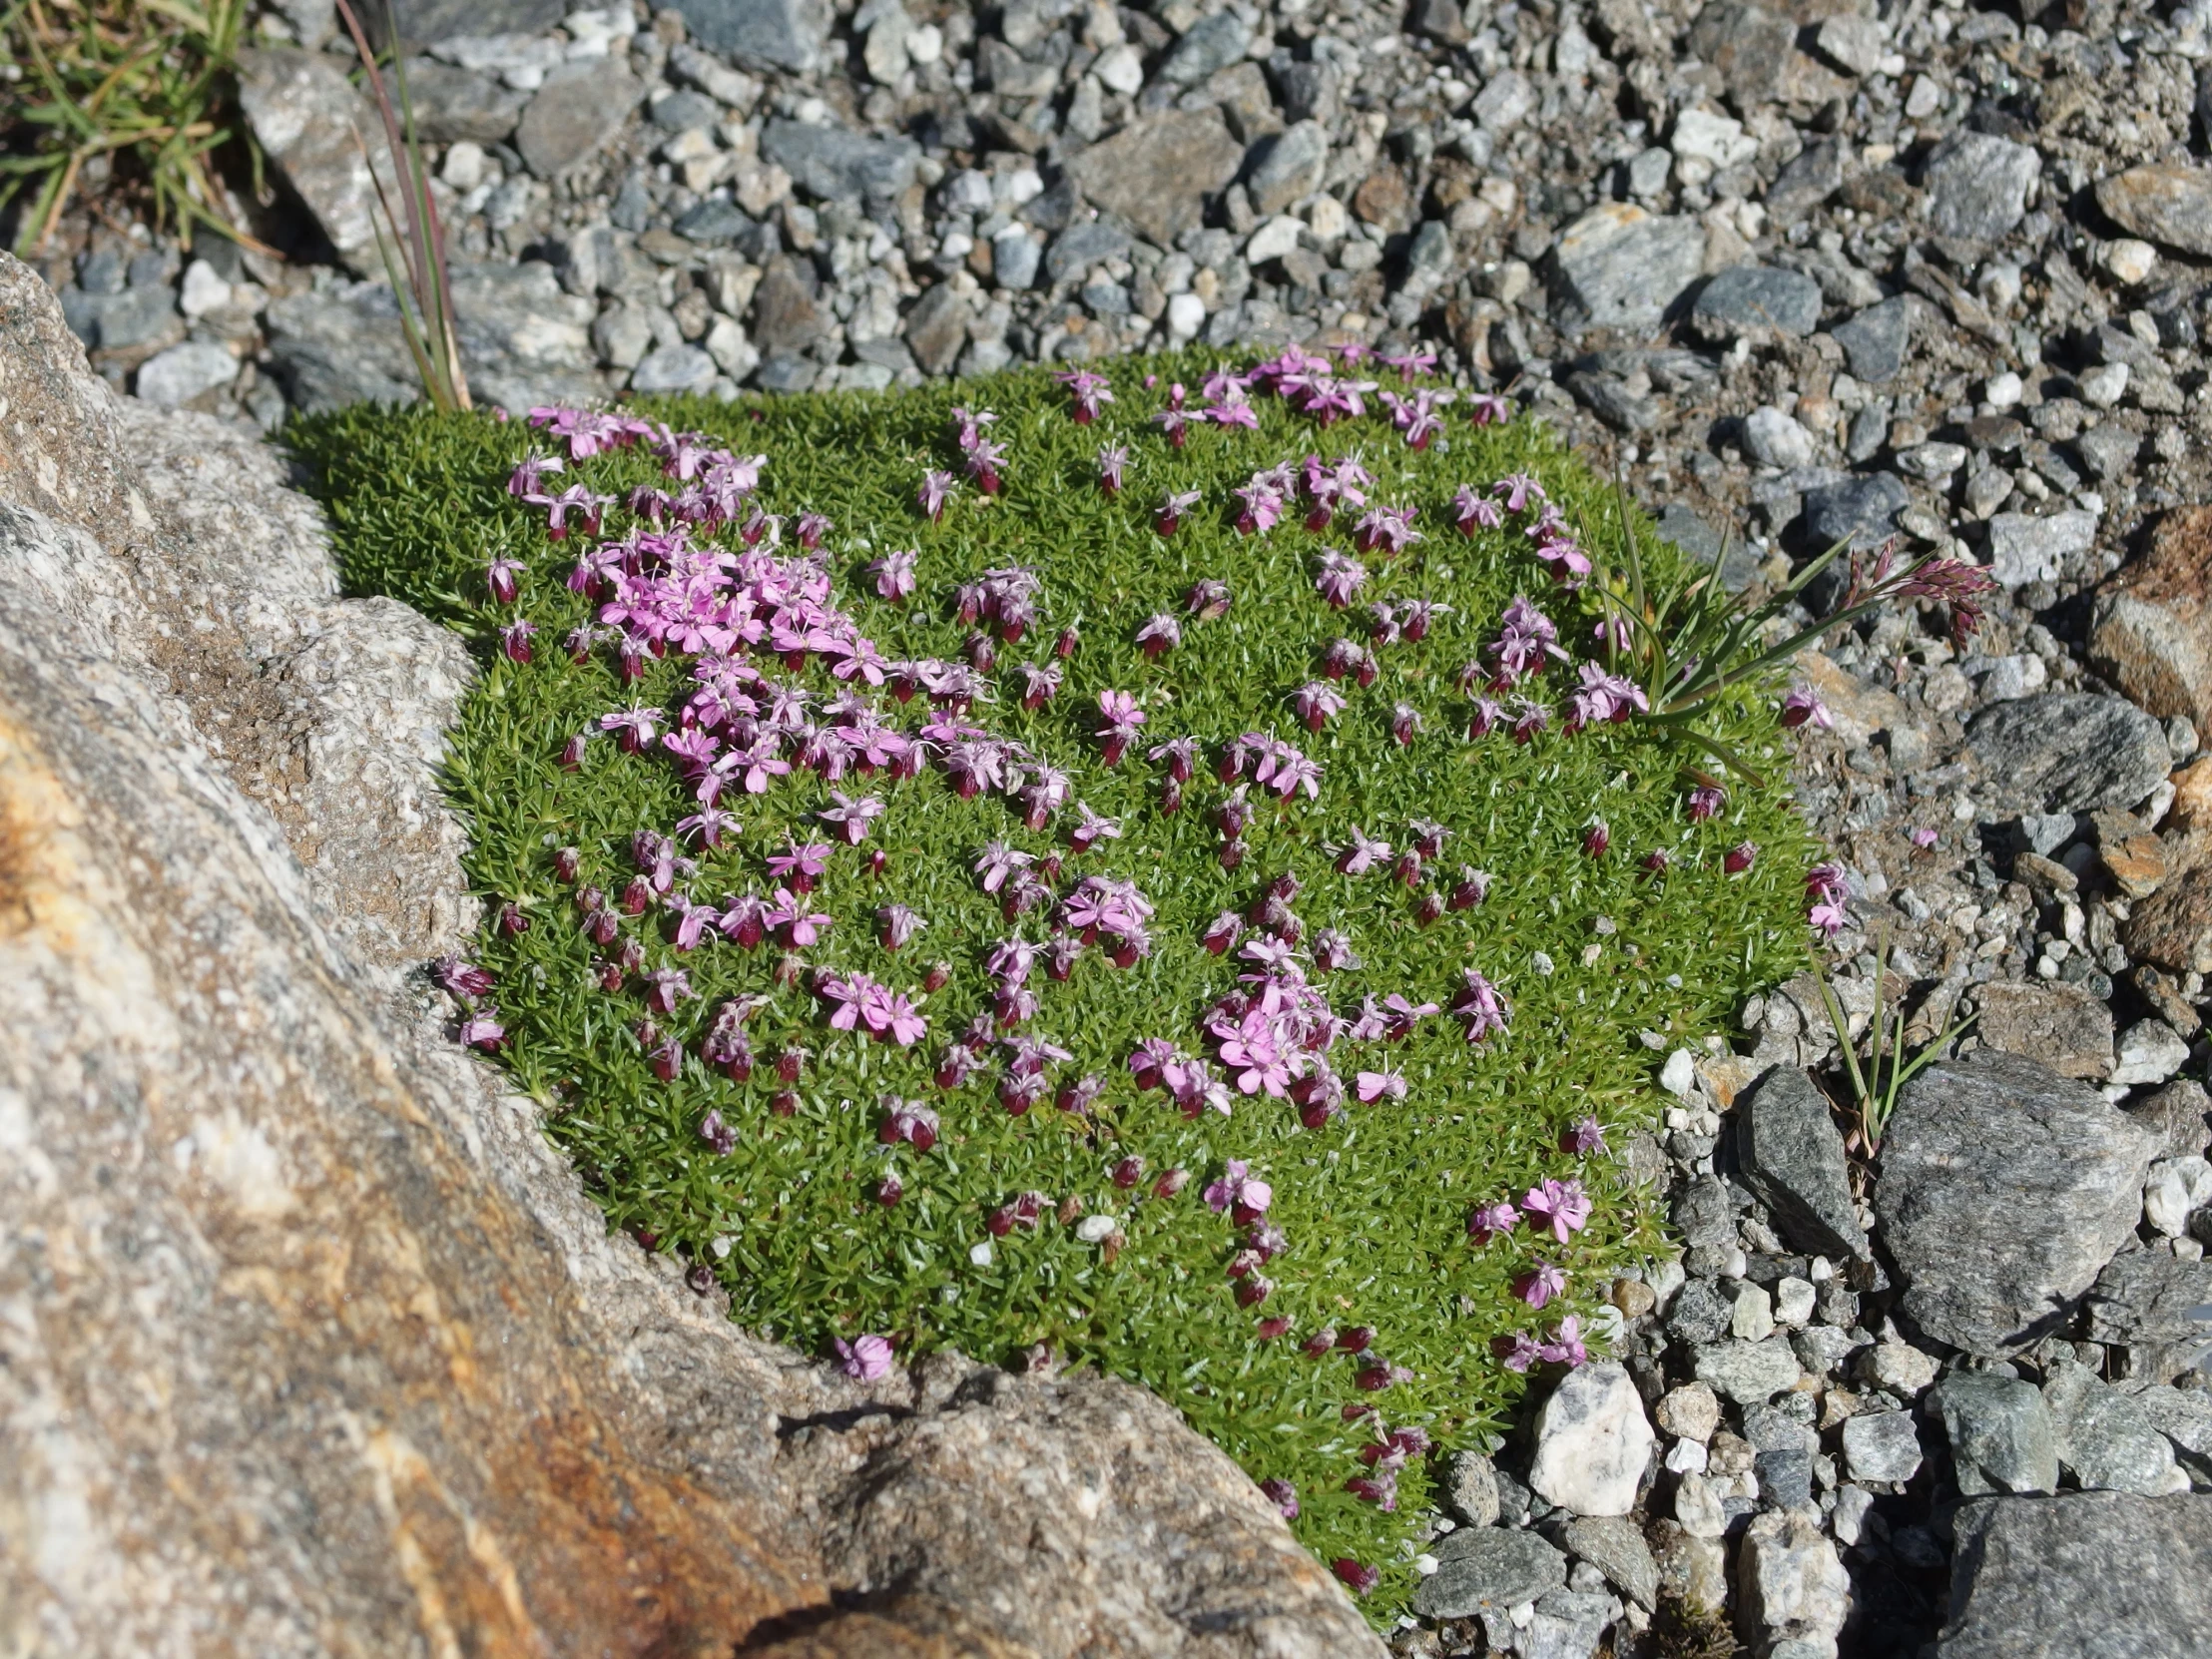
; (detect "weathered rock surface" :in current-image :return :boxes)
[1938,1493,2212,1657]
[1933,1375,2059,1497]
[1065,111,1245,248]
[2090,506,2212,734]
[2094,163,2212,258]
[2080,1250,2212,1382]
[0,254,1382,1658]
[1410,1526,1565,1618]
[1874,1052,2159,1356]
[1964,693,2172,817]
[1967,979,2116,1080]
[237,47,396,274]
[1525,1362,1654,1517]
[1733,1066,1869,1261]
[1549,204,1706,329]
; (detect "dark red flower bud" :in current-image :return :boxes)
[499,902,529,936]
[1054,626,1080,660]
[1338,1326,1375,1354]
[1112,1155,1146,1189]
[1303,1327,1338,1357]
[1236,1277,1272,1307]
[1332,1559,1379,1595]
[553,845,581,882]
[877,1175,903,1206]
[1583,822,1610,858]
[1413,891,1444,927]
[987,1204,1016,1237]
[621,877,653,914]
[923,961,952,992]
[1154,1167,1190,1199]
[770,1089,799,1117]
[1160,776,1183,815]
[1256,1317,1292,1341]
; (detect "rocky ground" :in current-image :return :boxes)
[13,0,2212,1651]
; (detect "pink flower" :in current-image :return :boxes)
[818,792,884,845]
[1259,1477,1300,1518]
[1540,1315,1588,1368]
[1135,613,1182,659]
[917,469,956,521]
[1522,1178,1591,1244]
[878,903,923,949]
[1390,703,1421,747]
[1056,368,1115,424]
[1466,392,1511,425]
[1781,685,1833,730]
[1234,478,1284,535]
[1203,1160,1273,1218]
[1335,828,1392,876]
[1467,1200,1519,1243]
[1314,549,1369,608]
[1453,483,1506,535]
[1353,504,1422,556]
[458,1014,505,1050]
[1911,826,1939,849]
[834,1334,895,1381]
[1097,443,1129,495]
[1155,488,1201,535]
[1725,840,1759,874]
[1810,898,1849,938]
[1806,861,1848,902]
[1332,1560,1379,1596]
[1562,1116,1608,1155]
[485,556,525,604]
[1095,690,1146,764]
[499,619,536,663]
[1688,784,1727,822]
[1292,681,1347,732]
[1515,1260,1568,1309]
[868,548,917,602]
[1356,1068,1406,1104]
[767,838,832,892]
[1493,1331,1543,1372]
[1454,969,1509,1043]
[1493,472,1546,514]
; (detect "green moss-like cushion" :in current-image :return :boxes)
[295,354,1812,1620]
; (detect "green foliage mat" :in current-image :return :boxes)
[294,354,1814,1619]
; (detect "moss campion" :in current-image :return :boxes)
[295,351,1818,1622]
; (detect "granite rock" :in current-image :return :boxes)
[1965,694,2172,818]
[1967,980,2116,1081]
[1802,472,1910,552]
[1549,204,1707,329]
[1066,111,1245,248]
[1923,129,2039,246]
[516,64,643,179]
[237,47,393,273]
[761,118,921,207]
[1690,265,1823,344]
[1940,1492,2212,1657]
[1986,509,2098,587]
[1874,1051,2159,1355]
[2043,1354,2190,1495]
[1933,1375,2059,1497]
[1527,1363,1655,1517]
[1411,1526,1567,1618]
[1736,1510,1849,1654]
[1830,295,1912,383]
[2080,1250,2212,1382]
[2090,505,2212,733]
[670,0,830,72]
[1734,1066,1870,1262]
[2095,163,2212,258]
[1557,1514,1657,1611]
[1842,1411,1924,1485]
[1692,1339,1804,1404]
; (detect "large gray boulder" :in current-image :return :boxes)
[0,254,1383,1659]
[1874,1051,2159,1356]
[1734,1067,1869,1262]
[1939,1492,2212,1657]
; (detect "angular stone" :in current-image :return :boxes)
[1438,1449,1498,1528]
[2095,164,2212,259]
[1550,204,1706,330]
[2045,1353,2191,1494]
[1656,1382,1722,1442]
[1668,1279,1733,1346]
[399,57,528,145]
[1830,294,1913,383]
[900,281,968,376]
[1842,1410,1923,1484]
[1527,1363,1655,1517]
[1863,1341,1941,1398]
[2090,505,2212,732]
[2127,865,2212,977]
[670,0,830,72]
[749,254,823,355]
[760,118,920,206]
[1767,137,1844,223]
[1691,265,1823,344]
[2128,1079,2212,1161]
[2134,1384,2212,1456]
[359,0,565,49]
[1558,1514,1657,1611]
[1693,1339,1803,1404]
[516,65,642,179]
[1649,1520,1728,1610]
[1876,1052,2160,1356]
[1987,509,2098,587]
[1245,119,1329,217]
[1472,68,1537,131]
[2081,1251,2212,1382]
[629,343,718,395]
[1044,220,1132,285]
[2114,1018,2191,1088]
[1735,1067,1870,1262]
[1065,111,1244,248]
[1685,1,1795,104]
[1924,129,2039,246]
[1802,471,1909,551]
[134,340,239,409]
[1736,1510,1848,1652]
[236,48,391,273]
[1935,1374,2060,1497]
[1941,1491,2212,1656]
[1507,1589,1618,1659]
[1411,1526,1567,1618]
[1966,694,2173,818]
[1968,980,2116,1081]
[1160,10,1248,85]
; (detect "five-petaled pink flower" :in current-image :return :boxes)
[1467,1199,1519,1244]
[868,547,917,602]
[834,1333,894,1381]
[917,469,957,521]
[1522,1178,1591,1244]
[1514,1260,1568,1309]
[1781,685,1833,730]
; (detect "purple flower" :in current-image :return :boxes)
[1911,826,1939,849]
[434,955,496,999]
[1335,828,1392,876]
[1096,442,1129,494]
[1203,1159,1273,1217]
[917,469,956,521]
[1259,1477,1300,1518]
[1781,684,1834,730]
[818,792,884,846]
[699,1109,737,1155]
[834,1333,895,1381]
[1562,1116,1608,1155]
[1453,484,1506,535]
[1186,578,1233,620]
[1155,488,1201,536]
[1725,840,1759,875]
[1810,897,1850,938]
[1356,1068,1406,1104]
[1494,472,1546,513]
[1515,1260,1568,1310]
[879,903,924,949]
[1135,613,1182,660]
[458,1014,506,1051]
[1453,968,1509,1043]
[1688,784,1727,822]
[868,547,917,602]
[1522,1178,1592,1244]
[1314,549,1369,608]
[1292,680,1347,732]
[1467,1199,1519,1244]
[1494,1331,1544,1372]
[1353,504,1422,556]
[1056,368,1116,424]
[1539,1315,1589,1368]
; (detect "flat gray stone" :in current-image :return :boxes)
[134,341,239,409]
[1876,1051,2160,1356]
[1934,1375,2059,1497]
[2096,163,2212,259]
[1685,0,1794,104]
[1966,694,2173,818]
[1412,1525,1567,1618]
[1735,1066,1870,1262]
[1045,221,1132,285]
[360,0,564,49]
[1924,129,2039,246]
[749,254,824,355]
[670,0,829,72]
[760,118,920,206]
[1443,1449,1500,1527]
[2133,1383,2212,1456]
[1841,1410,1923,1484]
[2080,1251,2212,1382]
[628,344,718,395]
[2074,422,2142,482]
[1065,111,1244,248]
[1557,1514,1656,1611]
[1830,294,1912,383]
[2045,1355,2188,1495]
[516,65,642,179]
[1939,1492,2212,1657]
[237,47,386,272]
[1692,1339,1803,1404]
[1987,509,2098,587]
[398,57,528,144]
[1969,979,2116,1081]
[1507,1588,1619,1659]
[1159,10,1249,85]
[901,281,969,376]
[1691,265,1823,343]
[1802,472,1910,551]
[1245,120,1329,217]
[1550,205,1706,330]
[1767,136,1844,223]
[1666,1278,1732,1346]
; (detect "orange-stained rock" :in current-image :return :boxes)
[2090,508,2212,732]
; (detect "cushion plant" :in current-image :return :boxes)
[295,350,1838,1621]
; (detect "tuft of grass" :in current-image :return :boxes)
[0,0,261,256]
[292,354,1817,1623]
